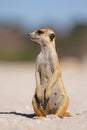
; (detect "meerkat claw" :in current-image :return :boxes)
[46,97,50,104]
[44,89,50,103]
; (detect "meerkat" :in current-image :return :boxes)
[27,28,70,117]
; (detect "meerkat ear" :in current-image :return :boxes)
[49,33,55,41]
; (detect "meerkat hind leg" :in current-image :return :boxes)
[55,95,70,117]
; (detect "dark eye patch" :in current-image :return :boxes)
[36,30,44,35]
[49,33,55,41]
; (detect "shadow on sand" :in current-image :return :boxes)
[0,111,35,118]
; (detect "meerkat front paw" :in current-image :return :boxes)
[44,88,51,103]
[35,94,44,107]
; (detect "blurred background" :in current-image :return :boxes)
[0,0,87,61]
[0,1,87,123]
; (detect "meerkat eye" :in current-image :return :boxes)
[36,30,44,35]
[49,33,55,41]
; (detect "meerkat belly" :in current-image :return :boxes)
[39,63,52,88]
[47,82,62,114]
[39,63,62,114]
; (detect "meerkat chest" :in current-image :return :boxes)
[36,46,55,86]
[37,46,55,72]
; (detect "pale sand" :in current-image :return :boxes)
[0,58,87,130]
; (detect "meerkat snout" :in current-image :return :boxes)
[27,33,30,37]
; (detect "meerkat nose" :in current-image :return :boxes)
[27,33,30,37]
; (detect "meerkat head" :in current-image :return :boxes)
[27,28,55,46]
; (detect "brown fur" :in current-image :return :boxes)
[27,28,70,117]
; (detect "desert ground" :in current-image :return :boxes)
[0,57,87,130]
